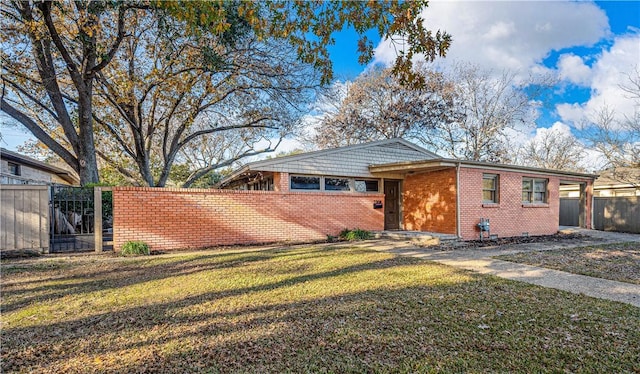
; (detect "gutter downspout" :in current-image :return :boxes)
[455,162,461,239]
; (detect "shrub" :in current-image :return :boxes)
[120,241,150,256]
[339,228,372,241]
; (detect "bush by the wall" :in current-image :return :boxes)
[339,228,372,241]
[120,241,150,256]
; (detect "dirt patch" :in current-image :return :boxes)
[495,242,640,285]
[0,250,42,260]
[424,232,605,251]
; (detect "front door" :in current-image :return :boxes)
[384,180,400,230]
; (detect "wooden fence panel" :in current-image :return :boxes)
[559,198,580,226]
[0,185,49,252]
[594,196,639,234]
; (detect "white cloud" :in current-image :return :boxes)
[557,32,640,125]
[373,1,610,73]
[557,54,592,85]
[556,102,588,124]
[532,121,573,139]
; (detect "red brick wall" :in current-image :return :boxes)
[112,187,384,251]
[273,172,289,192]
[457,167,592,240]
[402,169,457,234]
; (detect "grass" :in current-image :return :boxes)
[496,242,640,285]
[2,244,639,373]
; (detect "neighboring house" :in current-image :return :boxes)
[0,148,78,185]
[560,167,640,197]
[219,138,596,240]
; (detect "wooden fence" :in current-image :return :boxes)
[559,198,579,226]
[1,185,50,252]
[593,196,639,234]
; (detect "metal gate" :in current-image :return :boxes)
[50,186,96,252]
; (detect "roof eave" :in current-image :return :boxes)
[370,158,598,179]
[216,165,252,187]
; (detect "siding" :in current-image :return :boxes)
[256,143,433,177]
[1,159,53,185]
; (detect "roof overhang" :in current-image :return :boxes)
[370,158,598,180]
[1,148,80,185]
[369,160,458,174]
[216,165,253,188]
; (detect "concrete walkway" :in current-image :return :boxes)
[364,228,640,308]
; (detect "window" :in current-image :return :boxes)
[290,175,382,192]
[8,162,20,176]
[482,174,498,203]
[325,177,350,191]
[355,179,379,193]
[290,175,320,190]
[522,178,547,203]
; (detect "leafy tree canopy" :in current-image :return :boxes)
[155,0,451,86]
[1,0,451,185]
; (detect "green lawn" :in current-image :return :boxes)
[496,242,640,285]
[2,245,639,373]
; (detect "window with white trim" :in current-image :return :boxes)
[482,174,498,203]
[522,177,548,203]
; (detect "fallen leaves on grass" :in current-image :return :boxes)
[1,246,639,373]
[496,242,640,284]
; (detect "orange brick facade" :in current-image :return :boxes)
[402,169,457,234]
[456,168,593,240]
[112,187,384,251]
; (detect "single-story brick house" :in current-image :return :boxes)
[219,138,596,240]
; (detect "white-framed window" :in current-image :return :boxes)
[522,177,548,203]
[482,174,499,203]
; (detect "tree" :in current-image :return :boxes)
[1,1,451,185]
[312,63,544,163]
[1,1,146,184]
[514,125,586,171]
[312,66,459,149]
[583,67,640,185]
[89,10,316,187]
[418,63,541,163]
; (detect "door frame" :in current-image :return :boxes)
[383,179,402,230]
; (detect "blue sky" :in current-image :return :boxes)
[276,0,638,168]
[2,1,639,166]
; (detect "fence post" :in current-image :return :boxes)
[94,187,102,252]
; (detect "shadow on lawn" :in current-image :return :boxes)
[0,246,367,314]
[2,254,458,372]
[4,262,639,373]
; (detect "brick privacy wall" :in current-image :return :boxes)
[458,168,593,240]
[112,187,384,251]
[402,168,457,234]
